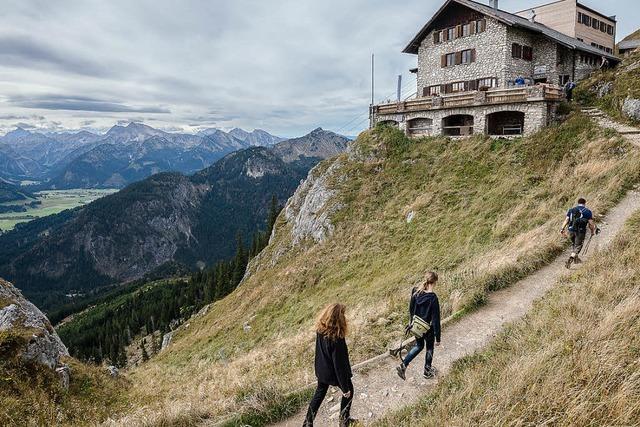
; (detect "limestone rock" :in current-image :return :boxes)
[0,278,69,369]
[622,97,640,121]
[284,160,344,245]
[161,331,174,350]
[597,81,613,97]
[56,364,70,390]
[107,365,119,377]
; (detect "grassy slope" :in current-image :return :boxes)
[123,114,640,424]
[574,51,640,124]
[0,329,128,426]
[377,212,640,426]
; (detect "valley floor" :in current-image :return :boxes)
[268,189,640,426]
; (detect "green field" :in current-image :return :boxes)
[0,189,118,231]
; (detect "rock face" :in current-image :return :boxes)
[622,97,640,121]
[284,159,344,245]
[0,278,69,369]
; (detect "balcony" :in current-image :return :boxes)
[371,84,564,117]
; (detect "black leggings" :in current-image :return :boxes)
[304,380,353,426]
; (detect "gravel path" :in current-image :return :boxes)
[272,120,640,426]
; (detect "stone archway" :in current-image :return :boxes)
[442,114,474,136]
[407,117,433,137]
[486,111,525,135]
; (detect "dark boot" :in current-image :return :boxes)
[423,366,437,379]
[396,363,406,380]
[565,255,575,269]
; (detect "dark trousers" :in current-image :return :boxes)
[304,379,353,426]
[402,332,435,371]
[570,231,586,255]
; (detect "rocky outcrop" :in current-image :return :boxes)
[622,97,640,121]
[284,159,344,245]
[0,278,68,369]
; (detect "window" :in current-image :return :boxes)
[582,14,591,26]
[451,82,466,92]
[462,23,471,37]
[433,31,441,44]
[447,27,455,41]
[428,85,441,96]
[446,53,455,67]
[600,22,606,32]
[592,17,599,29]
[512,43,522,58]
[477,77,497,88]
[607,24,614,35]
[461,49,474,64]
[522,45,533,61]
[577,37,584,42]
[559,75,570,85]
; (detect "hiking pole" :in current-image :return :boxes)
[582,234,594,256]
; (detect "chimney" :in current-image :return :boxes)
[529,9,536,22]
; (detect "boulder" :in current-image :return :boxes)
[161,331,174,350]
[0,278,69,369]
[597,81,613,97]
[622,97,640,121]
[56,364,70,390]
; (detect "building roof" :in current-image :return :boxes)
[403,0,620,62]
[618,39,640,50]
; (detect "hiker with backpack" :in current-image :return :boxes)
[396,271,441,381]
[561,197,597,268]
[304,303,357,427]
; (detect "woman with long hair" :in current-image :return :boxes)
[304,303,357,427]
[396,271,442,380]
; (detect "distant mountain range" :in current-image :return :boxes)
[0,123,285,189]
[0,128,349,311]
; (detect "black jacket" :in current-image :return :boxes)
[409,289,441,342]
[314,333,352,392]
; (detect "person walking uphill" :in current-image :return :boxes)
[561,197,596,269]
[396,271,442,380]
[304,303,358,427]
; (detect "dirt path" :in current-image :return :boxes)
[272,126,640,426]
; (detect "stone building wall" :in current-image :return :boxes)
[374,101,552,137]
[415,15,602,93]
[417,17,508,93]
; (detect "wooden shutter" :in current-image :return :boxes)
[456,25,463,38]
[446,83,453,94]
[433,31,440,44]
[455,51,462,65]
[441,54,447,67]
[443,29,448,41]
[423,87,429,97]
[440,84,447,93]
[471,48,477,63]
[470,22,476,35]
[479,19,486,32]
[468,79,478,91]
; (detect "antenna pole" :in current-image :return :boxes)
[371,53,375,105]
[397,74,402,102]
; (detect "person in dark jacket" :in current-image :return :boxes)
[304,303,357,427]
[396,271,441,380]
[561,197,596,268]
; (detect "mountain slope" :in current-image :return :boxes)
[122,115,640,424]
[0,179,34,203]
[379,211,640,426]
[0,129,349,311]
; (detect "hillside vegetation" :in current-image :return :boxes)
[575,50,640,123]
[119,114,640,424]
[378,212,640,426]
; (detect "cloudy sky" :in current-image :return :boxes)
[0,0,636,137]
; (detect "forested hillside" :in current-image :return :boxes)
[120,113,640,424]
[57,198,281,365]
[0,129,348,312]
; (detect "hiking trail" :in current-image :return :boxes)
[267,117,640,427]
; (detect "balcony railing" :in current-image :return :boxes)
[372,84,564,116]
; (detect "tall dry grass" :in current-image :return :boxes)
[118,114,640,425]
[378,212,640,426]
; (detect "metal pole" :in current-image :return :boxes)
[397,74,402,102]
[371,53,375,105]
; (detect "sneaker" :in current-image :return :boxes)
[423,367,436,379]
[396,363,406,380]
[565,255,574,269]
